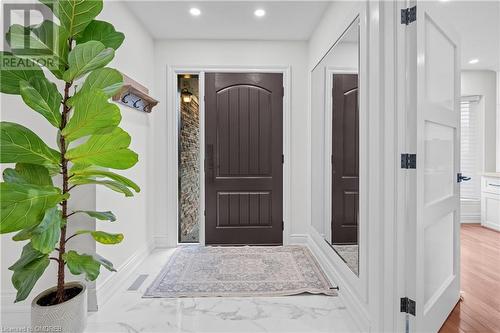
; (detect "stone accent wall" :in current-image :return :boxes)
[179,97,200,242]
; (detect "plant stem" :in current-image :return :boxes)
[55,79,72,304]
[65,233,78,243]
[55,39,73,304]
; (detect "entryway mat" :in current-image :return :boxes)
[143,245,337,298]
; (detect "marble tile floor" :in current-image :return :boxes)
[86,248,360,333]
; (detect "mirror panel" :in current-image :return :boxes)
[311,18,360,276]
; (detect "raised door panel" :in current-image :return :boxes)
[216,86,272,177]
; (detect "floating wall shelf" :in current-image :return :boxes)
[112,73,158,113]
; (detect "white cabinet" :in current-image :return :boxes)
[481,174,500,231]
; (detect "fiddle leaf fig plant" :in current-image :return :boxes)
[0,0,139,304]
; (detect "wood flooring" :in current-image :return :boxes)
[439,224,500,333]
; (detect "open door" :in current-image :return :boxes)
[404,1,461,332]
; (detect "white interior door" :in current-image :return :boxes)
[405,1,461,332]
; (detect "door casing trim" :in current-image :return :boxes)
[323,67,358,249]
[167,65,291,247]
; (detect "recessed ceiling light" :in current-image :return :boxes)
[254,9,266,17]
[189,7,201,16]
[468,58,479,64]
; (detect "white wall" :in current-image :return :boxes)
[91,1,155,306]
[497,71,500,172]
[460,71,497,223]
[0,0,154,324]
[461,71,497,172]
[151,40,309,246]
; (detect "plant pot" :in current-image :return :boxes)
[31,281,87,333]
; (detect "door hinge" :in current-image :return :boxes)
[282,221,284,230]
[401,6,417,25]
[282,154,284,164]
[282,86,284,97]
[401,153,416,169]
[400,297,416,316]
[204,210,206,216]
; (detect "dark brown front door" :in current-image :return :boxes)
[332,74,359,245]
[205,73,283,245]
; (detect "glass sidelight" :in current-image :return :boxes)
[178,74,201,243]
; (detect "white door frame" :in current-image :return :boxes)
[323,67,358,246]
[396,1,412,331]
[167,65,292,247]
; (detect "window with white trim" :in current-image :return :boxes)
[460,96,481,200]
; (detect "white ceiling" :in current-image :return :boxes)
[434,1,499,71]
[125,1,499,70]
[124,1,330,41]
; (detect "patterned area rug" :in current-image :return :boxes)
[143,246,337,298]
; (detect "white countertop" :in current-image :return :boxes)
[483,172,500,178]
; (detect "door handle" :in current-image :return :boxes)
[206,144,214,183]
[457,173,471,183]
[489,183,500,187]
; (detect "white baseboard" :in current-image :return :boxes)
[460,200,480,223]
[481,221,500,232]
[305,233,370,332]
[288,233,309,245]
[96,241,154,308]
[153,235,170,248]
[461,215,481,224]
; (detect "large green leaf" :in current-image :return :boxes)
[3,163,53,186]
[6,21,69,78]
[0,122,60,169]
[51,0,103,38]
[75,230,123,244]
[12,208,62,254]
[62,89,121,142]
[8,242,45,271]
[20,77,62,127]
[0,182,67,233]
[78,67,123,97]
[11,253,49,302]
[69,178,134,197]
[63,250,100,281]
[28,208,61,254]
[93,253,116,272]
[65,127,138,170]
[8,242,49,303]
[0,52,45,95]
[31,20,69,77]
[63,41,114,82]
[70,168,139,192]
[73,210,116,222]
[76,20,124,50]
[3,169,27,185]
